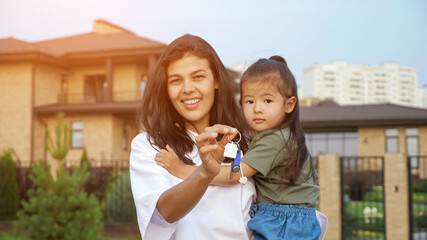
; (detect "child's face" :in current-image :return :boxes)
[241,81,287,132]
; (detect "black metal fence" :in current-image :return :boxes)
[341,156,385,240]
[409,156,427,240]
[1,159,137,224]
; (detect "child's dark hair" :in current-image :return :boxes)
[240,55,317,185]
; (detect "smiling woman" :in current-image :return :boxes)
[166,53,217,133]
[130,34,255,240]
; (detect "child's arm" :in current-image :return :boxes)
[155,145,196,179]
[156,146,259,186]
[211,162,258,186]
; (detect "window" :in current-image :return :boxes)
[84,75,106,102]
[140,74,148,97]
[61,75,68,103]
[406,128,419,168]
[305,132,358,157]
[71,121,84,149]
[385,129,398,153]
[122,123,129,150]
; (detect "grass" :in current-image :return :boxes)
[343,193,427,238]
[351,229,384,238]
[413,192,427,204]
[344,201,385,216]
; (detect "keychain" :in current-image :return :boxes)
[224,130,247,184]
[224,129,242,159]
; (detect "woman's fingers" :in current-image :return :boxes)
[204,124,237,135]
[198,144,218,155]
[218,131,238,148]
[196,125,238,147]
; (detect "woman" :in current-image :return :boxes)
[130,34,256,239]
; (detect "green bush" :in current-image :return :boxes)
[0,149,19,221]
[363,190,384,202]
[413,179,427,193]
[80,146,90,167]
[14,162,103,240]
[105,171,137,223]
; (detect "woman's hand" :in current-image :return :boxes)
[195,124,238,177]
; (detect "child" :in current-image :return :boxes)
[156,56,323,239]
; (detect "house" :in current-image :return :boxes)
[301,103,427,176]
[0,19,240,165]
[0,19,166,164]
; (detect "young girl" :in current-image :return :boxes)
[156,55,322,239]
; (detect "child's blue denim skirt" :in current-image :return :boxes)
[248,203,321,240]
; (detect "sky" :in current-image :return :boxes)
[1,0,426,88]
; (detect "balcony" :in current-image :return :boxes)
[35,91,141,116]
[57,90,141,104]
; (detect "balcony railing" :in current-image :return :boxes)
[58,91,141,104]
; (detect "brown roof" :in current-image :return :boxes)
[0,37,55,55]
[301,103,427,129]
[0,19,166,62]
[33,32,166,56]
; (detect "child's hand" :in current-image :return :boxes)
[155,145,185,177]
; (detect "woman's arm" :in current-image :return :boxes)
[156,164,217,223]
[156,148,258,186]
[155,125,236,223]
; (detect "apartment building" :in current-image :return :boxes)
[303,61,420,107]
[418,85,427,108]
[0,19,166,163]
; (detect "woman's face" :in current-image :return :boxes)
[167,53,217,132]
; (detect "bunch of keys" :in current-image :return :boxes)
[224,130,248,184]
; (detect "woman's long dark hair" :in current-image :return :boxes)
[240,55,317,185]
[137,34,248,165]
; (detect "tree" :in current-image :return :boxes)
[0,149,19,221]
[46,112,71,163]
[14,113,104,239]
[14,162,103,240]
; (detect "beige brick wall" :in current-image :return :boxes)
[33,118,47,162]
[41,113,113,163]
[34,63,64,107]
[419,126,427,155]
[318,153,341,240]
[0,62,33,160]
[66,63,145,103]
[417,127,427,179]
[111,115,136,160]
[113,63,147,101]
[384,153,410,240]
[93,21,127,34]
[359,127,385,156]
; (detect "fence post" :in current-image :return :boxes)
[384,153,410,240]
[318,153,341,240]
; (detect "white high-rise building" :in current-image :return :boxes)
[303,61,419,107]
[419,85,427,109]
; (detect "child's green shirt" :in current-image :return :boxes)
[243,128,319,208]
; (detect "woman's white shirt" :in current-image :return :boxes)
[130,131,256,240]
